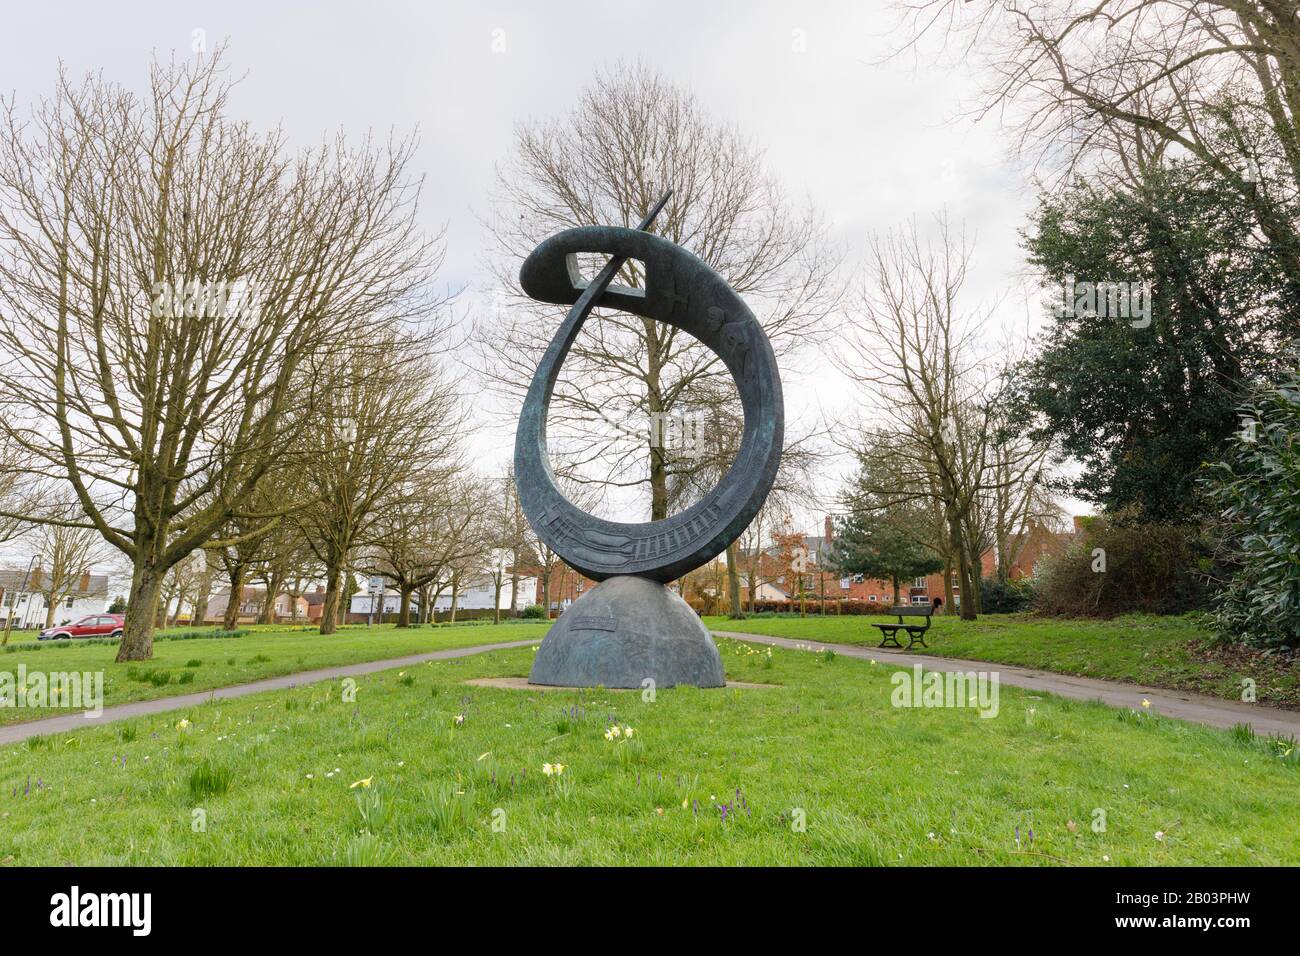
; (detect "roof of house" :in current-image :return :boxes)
[1005,521,1079,570]
[0,569,109,597]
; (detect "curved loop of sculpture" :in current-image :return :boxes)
[513,212,784,585]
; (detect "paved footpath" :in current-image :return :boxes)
[711,630,1300,738]
[0,638,537,745]
[5,632,1298,744]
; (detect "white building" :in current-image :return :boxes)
[429,576,537,612]
[348,588,409,619]
[0,570,111,631]
[347,575,539,620]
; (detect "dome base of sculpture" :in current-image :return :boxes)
[528,576,725,689]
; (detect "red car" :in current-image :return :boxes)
[38,613,125,641]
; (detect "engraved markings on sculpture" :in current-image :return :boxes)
[631,500,724,561]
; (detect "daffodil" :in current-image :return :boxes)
[349,776,373,789]
[176,719,191,731]
[454,714,465,726]
[623,726,634,738]
[1141,699,1151,709]
[543,763,554,776]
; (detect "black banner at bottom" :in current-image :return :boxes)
[3,865,1279,941]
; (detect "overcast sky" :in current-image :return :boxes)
[0,1,1080,575]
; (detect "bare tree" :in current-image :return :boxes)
[211,509,277,632]
[891,0,1300,277]
[479,62,839,523]
[498,465,534,617]
[297,334,464,635]
[0,434,36,546]
[0,51,447,659]
[835,217,1049,619]
[366,474,483,628]
[28,498,112,628]
[160,550,205,627]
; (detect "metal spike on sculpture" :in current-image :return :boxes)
[515,191,784,688]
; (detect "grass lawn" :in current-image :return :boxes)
[2,637,1296,865]
[706,613,1300,709]
[0,622,550,726]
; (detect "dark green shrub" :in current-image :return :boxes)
[1202,373,1300,649]
[979,577,1034,614]
[520,604,547,620]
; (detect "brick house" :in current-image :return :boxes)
[304,585,328,624]
[741,517,997,612]
[533,563,599,613]
[1005,517,1084,580]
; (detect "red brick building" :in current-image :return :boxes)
[1005,517,1084,580]
[531,514,1078,615]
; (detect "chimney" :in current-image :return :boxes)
[824,515,833,542]
[1072,516,1085,533]
[315,584,325,594]
[80,571,91,592]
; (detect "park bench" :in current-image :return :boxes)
[873,605,933,649]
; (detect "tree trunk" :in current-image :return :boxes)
[541,564,552,616]
[222,563,245,632]
[891,576,901,607]
[493,577,503,625]
[44,599,57,629]
[943,557,955,615]
[725,542,743,619]
[336,572,354,629]
[319,564,342,636]
[263,571,285,624]
[116,563,164,662]
[509,568,519,617]
[194,566,214,626]
[168,590,186,627]
[944,507,977,621]
[398,585,414,628]
[449,572,460,623]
